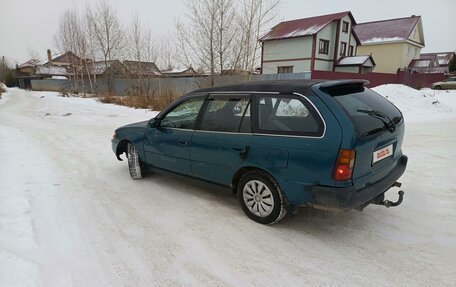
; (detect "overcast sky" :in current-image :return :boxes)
[0,0,455,65]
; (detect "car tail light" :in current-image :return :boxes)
[333,149,356,181]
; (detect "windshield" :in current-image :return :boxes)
[328,87,403,137]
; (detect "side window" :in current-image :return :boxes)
[256,95,324,136]
[160,98,204,129]
[199,97,251,133]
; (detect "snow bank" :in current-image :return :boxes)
[372,84,455,123]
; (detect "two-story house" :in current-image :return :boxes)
[259,11,375,74]
[354,15,425,74]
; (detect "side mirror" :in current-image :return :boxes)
[148,118,160,127]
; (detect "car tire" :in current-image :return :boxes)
[434,85,441,90]
[127,142,143,179]
[237,170,287,224]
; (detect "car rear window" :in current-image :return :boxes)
[325,85,403,137]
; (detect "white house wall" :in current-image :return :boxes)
[315,22,336,61]
[409,19,424,45]
[350,35,358,55]
[263,60,311,74]
[338,15,352,58]
[263,37,312,61]
[262,37,313,73]
[314,59,333,71]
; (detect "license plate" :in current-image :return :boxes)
[373,144,393,164]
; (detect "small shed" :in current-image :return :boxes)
[335,55,376,73]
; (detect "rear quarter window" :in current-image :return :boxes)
[255,94,324,137]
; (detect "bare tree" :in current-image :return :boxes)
[27,47,41,62]
[54,9,84,91]
[176,0,235,85]
[238,0,281,72]
[156,35,175,71]
[83,5,98,93]
[90,1,125,91]
[126,13,159,96]
[175,0,280,83]
[214,0,237,73]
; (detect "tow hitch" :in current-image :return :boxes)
[374,182,404,208]
[356,182,405,211]
[381,190,404,207]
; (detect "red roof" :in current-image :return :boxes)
[260,11,355,42]
[354,16,421,45]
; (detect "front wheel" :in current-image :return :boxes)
[237,170,287,224]
[434,85,442,90]
[127,142,143,179]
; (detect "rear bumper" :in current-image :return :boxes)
[311,155,408,211]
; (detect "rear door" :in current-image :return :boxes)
[330,87,405,190]
[190,94,252,185]
[248,93,340,205]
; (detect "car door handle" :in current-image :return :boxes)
[178,140,188,146]
[232,146,249,159]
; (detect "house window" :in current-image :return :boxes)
[348,45,354,56]
[340,42,347,56]
[277,66,293,74]
[342,21,349,33]
[319,39,330,55]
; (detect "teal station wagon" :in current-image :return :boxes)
[112,80,407,224]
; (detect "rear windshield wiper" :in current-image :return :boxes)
[357,109,397,136]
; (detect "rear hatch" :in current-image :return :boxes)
[328,85,405,190]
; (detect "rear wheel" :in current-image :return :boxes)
[237,170,286,224]
[434,85,442,90]
[127,142,143,179]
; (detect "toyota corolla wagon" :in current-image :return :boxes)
[112,80,407,224]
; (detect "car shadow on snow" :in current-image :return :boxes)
[134,170,375,235]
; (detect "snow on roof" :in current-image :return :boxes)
[354,16,421,44]
[86,61,116,75]
[35,65,68,76]
[361,37,403,44]
[419,52,454,66]
[411,59,431,68]
[260,11,353,41]
[19,59,41,68]
[336,55,374,66]
[162,67,194,74]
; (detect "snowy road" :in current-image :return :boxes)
[1,88,455,286]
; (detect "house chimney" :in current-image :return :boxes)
[47,49,52,64]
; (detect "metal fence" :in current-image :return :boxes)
[30,72,312,96]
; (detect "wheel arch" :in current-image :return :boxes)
[232,166,277,193]
[115,139,132,160]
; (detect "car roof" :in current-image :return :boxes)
[190,79,369,95]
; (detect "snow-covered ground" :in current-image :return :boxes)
[0,86,455,286]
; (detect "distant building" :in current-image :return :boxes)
[161,67,198,77]
[86,60,161,78]
[354,15,425,74]
[123,60,162,77]
[45,50,82,68]
[259,11,374,74]
[408,52,455,74]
